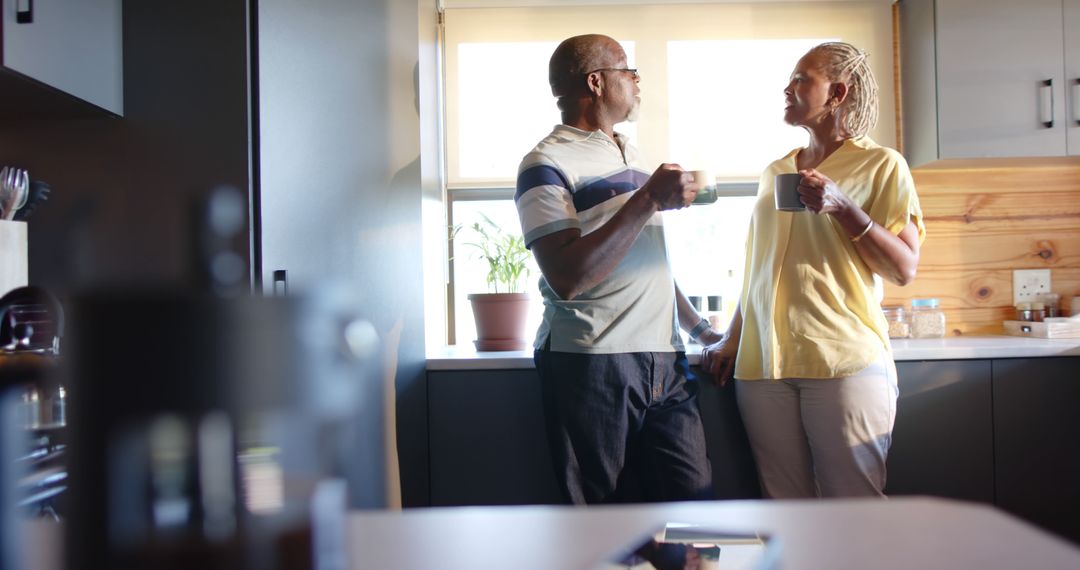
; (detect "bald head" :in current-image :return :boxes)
[549,34,622,100]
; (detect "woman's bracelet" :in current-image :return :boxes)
[688,318,711,340]
[850,218,875,242]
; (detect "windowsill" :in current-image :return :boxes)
[427,336,1080,371]
[428,344,537,371]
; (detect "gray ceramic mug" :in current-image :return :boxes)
[774,173,805,211]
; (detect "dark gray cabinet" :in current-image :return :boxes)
[427,368,760,506]
[1,0,122,116]
[429,356,1080,533]
[993,357,1080,544]
[428,369,561,506]
[886,360,994,502]
[695,377,762,500]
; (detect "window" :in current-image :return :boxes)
[454,42,559,182]
[666,39,833,179]
[439,2,896,347]
[449,196,543,347]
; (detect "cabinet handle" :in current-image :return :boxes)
[1036,78,1054,127]
[272,270,288,296]
[1039,79,1054,128]
[15,0,32,24]
[1072,79,1080,126]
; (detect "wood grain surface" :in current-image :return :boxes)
[883,157,1080,335]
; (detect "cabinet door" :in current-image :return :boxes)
[1067,0,1080,154]
[886,360,994,503]
[695,375,762,500]
[1,0,122,114]
[936,0,1066,158]
[899,0,940,167]
[993,357,1080,544]
[428,370,562,506]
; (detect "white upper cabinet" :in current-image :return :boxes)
[2,0,122,116]
[936,0,1065,158]
[901,0,1078,164]
[1066,0,1080,154]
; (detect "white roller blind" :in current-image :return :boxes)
[444,2,895,184]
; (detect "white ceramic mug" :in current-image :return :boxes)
[690,170,717,205]
[774,173,805,211]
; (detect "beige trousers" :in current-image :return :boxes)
[735,352,899,498]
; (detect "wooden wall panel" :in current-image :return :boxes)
[883,157,1080,335]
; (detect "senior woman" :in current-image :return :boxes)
[700,42,924,498]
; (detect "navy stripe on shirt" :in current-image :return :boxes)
[516,164,570,201]
[572,169,650,212]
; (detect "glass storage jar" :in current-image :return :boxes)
[910,298,946,338]
[1031,302,1046,322]
[882,306,910,339]
[1042,293,1061,318]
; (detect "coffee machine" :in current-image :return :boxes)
[0,285,66,570]
[55,188,390,569]
[63,287,386,569]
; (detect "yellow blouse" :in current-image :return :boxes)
[735,136,926,380]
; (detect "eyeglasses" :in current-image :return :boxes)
[585,67,640,79]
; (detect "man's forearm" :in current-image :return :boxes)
[533,189,660,299]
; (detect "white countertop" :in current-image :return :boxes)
[348,497,1080,570]
[427,335,1080,371]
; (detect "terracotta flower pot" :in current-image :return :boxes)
[468,292,530,351]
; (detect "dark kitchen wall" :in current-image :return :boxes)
[0,1,252,290]
[1,0,435,509]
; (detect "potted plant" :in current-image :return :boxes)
[461,214,532,351]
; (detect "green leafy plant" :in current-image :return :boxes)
[462,214,530,294]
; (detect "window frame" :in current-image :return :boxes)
[436,1,898,347]
[444,182,758,345]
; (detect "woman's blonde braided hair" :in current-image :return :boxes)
[812,42,879,138]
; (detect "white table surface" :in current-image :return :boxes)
[20,498,1080,569]
[427,335,1080,370]
[347,497,1080,570]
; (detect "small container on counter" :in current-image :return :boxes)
[1031,302,1046,322]
[1015,302,1033,321]
[706,295,724,330]
[1041,293,1061,318]
[882,306,910,339]
[910,298,946,338]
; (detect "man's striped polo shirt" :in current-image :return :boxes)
[515,124,683,354]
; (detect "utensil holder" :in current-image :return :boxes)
[0,221,28,297]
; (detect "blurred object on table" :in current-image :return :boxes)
[190,185,246,297]
[65,286,385,569]
[0,287,65,570]
[0,287,65,355]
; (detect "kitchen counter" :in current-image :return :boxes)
[427,335,1080,370]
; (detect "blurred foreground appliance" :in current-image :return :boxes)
[64,287,386,570]
[0,286,65,570]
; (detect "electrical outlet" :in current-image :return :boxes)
[1013,269,1052,305]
